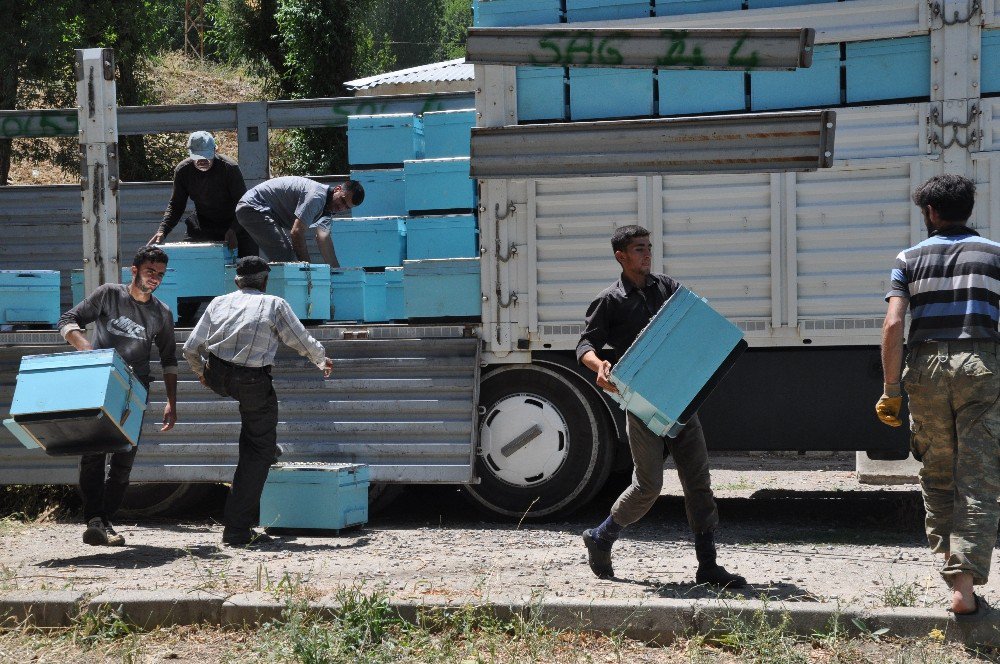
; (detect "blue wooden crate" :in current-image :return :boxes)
[747,0,835,8]
[4,349,148,455]
[403,258,482,319]
[566,0,650,21]
[350,169,407,218]
[570,69,655,120]
[330,268,366,322]
[609,287,746,437]
[751,44,840,110]
[422,110,476,159]
[226,263,331,322]
[517,67,566,121]
[260,463,369,531]
[385,267,404,320]
[655,0,742,14]
[404,158,476,213]
[363,271,388,322]
[660,70,745,115]
[329,217,407,268]
[406,215,479,260]
[155,242,233,299]
[347,114,423,166]
[0,270,60,325]
[473,0,561,26]
[845,36,930,103]
[984,30,1000,95]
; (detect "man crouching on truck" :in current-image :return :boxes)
[576,225,745,587]
[59,246,179,547]
[877,174,1000,618]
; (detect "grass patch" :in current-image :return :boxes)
[0,485,78,534]
[882,577,922,608]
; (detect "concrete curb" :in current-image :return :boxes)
[2,591,997,646]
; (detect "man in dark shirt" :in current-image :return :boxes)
[576,225,745,588]
[58,246,179,547]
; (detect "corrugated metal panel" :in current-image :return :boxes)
[981,97,1000,152]
[580,0,924,44]
[533,176,641,343]
[987,1,1000,27]
[466,27,815,69]
[345,59,474,91]
[830,103,927,161]
[472,111,836,178]
[661,173,774,320]
[268,93,475,129]
[0,336,479,484]
[793,163,913,319]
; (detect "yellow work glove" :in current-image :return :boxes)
[875,383,903,427]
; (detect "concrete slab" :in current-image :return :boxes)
[221,592,289,627]
[856,451,920,485]
[537,598,696,644]
[0,591,84,627]
[87,589,223,629]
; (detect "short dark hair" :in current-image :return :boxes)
[912,174,976,223]
[343,179,365,207]
[611,225,650,253]
[133,245,168,267]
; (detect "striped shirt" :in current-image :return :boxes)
[182,288,327,377]
[886,225,1000,344]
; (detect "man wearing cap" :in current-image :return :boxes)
[235,175,365,266]
[182,256,333,547]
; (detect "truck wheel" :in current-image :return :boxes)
[463,365,614,520]
[368,483,404,516]
[117,482,220,518]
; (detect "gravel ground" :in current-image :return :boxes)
[0,453,986,612]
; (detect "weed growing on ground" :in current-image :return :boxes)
[0,485,78,532]
[71,604,135,646]
[882,576,921,608]
[712,600,808,664]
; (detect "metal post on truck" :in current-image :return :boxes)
[75,47,121,299]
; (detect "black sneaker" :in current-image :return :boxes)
[696,564,747,589]
[83,517,108,546]
[582,529,614,579]
[222,529,275,548]
[103,520,126,546]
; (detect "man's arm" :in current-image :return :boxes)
[154,309,179,431]
[289,218,311,262]
[181,304,212,379]
[58,285,106,349]
[152,167,189,244]
[876,296,908,427]
[273,300,330,374]
[225,164,249,249]
[581,349,616,393]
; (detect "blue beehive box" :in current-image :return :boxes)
[747,0,834,8]
[260,462,369,531]
[363,271,389,323]
[655,0,742,13]
[474,0,561,26]
[3,349,148,455]
[385,267,404,320]
[660,70,746,115]
[330,268,366,321]
[751,44,840,110]
[609,287,746,437]
[569,69,655,120]
[349,169,407,218]
[226,263,331,322]
[155,242,233,299]
[404,158,476,213]
[348,114,424,166]
[517,67,566,121]
[566,0,649,20]
[406,215,479,260]
[403,258,482,319]
[0,270,60,326]
[330,217,407,268]
[422,109,476,159]
[984,30,1000,95]
[845,36,930,103]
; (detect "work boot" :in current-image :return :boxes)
[694,531,746,589]
[103,520,126,547]
[582,529,615,579]
[82,517,109,546]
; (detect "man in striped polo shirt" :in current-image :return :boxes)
[878,174,1000,619]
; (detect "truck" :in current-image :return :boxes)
[1,0,997,519]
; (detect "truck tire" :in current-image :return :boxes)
[117,482,220,518]
[464,365,614,520]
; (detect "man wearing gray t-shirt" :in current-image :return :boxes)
[235,176,364,266]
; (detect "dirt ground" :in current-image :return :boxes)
[0,453,986,612]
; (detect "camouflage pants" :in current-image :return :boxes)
[903,339,1000,585]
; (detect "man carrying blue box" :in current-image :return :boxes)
[182,256,333,548]
[576,225,746,588]
[235,176,365,268]
[58,246,179,547]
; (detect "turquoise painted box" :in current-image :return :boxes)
[403,258,482,319]
[660,70,745,115]
[226,263,331,322]
[422,109,476,159]
[473,0,561,26]
[751,44,840,110]
[3,349,148,455]
[569,69,655,120]
[385,267,404,320]
[350,169,407,218]
[330,268,367,322]
[406,215,479,260]
[0,270,60,325]
[609,287,746,438]
[845,36,930,103]
[259,462,369,531]
[348,114,424,166]
[330,217,407,268]
[403,158,475,213]
[566,0,650,21]
[155,242,233,299]
[655,0,742,14]
[748,0,834,8]
[984,29,1000,95]
[363,271,389,322]
[517,67,566,121]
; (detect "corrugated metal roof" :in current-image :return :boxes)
[345,58,474,91]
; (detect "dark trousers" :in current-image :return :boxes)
[204,355,279,531]
[79,446,138,522]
